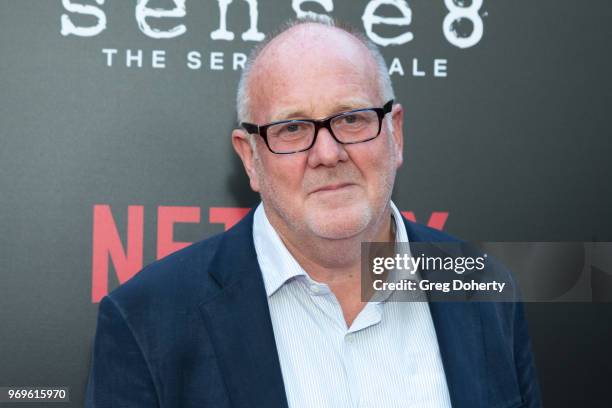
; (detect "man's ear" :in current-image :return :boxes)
[232,129,261,192]
[391,103,404,169]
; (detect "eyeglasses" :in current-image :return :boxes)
[240,100,394,154]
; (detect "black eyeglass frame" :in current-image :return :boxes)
[240,99,394,154]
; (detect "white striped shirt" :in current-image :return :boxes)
[253,202,451,408]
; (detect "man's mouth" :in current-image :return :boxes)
[310,183,354,194]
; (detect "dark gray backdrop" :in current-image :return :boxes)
[1,1,611,406]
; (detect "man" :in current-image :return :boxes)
[86,17,541,408]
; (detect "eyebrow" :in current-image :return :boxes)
[271,98,374,121]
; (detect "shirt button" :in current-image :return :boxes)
[310,285,320,293]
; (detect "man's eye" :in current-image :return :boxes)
[341,113,369,126]
[286,124,300,132]
[281,123,306,134]
[273,122,309,139]
[343,115,358,124]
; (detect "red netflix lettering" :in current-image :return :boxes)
[401,211,449,231]
[157,206,201,259]
[91,205,144,303]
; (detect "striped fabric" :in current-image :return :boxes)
[253,202,452,408]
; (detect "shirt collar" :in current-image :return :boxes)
[253,201,411,298]
[253,203,306,297]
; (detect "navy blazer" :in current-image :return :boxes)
[85,208,542,407]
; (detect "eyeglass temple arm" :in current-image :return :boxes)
[240,122,259,135]
[383,99,394,114]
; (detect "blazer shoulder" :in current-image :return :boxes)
[106,231,226,313]
[104,207,258,316]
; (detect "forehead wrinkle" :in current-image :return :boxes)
[273,97,374,122]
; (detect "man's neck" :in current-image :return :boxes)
[269,205,394,274]
[264,204,395,327]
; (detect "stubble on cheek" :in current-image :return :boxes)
[253,153,308,235]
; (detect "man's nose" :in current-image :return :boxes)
[307,127,349,167]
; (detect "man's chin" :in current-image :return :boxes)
[304,205,372,240]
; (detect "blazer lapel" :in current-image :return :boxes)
[404,219,488,407]
[427,301,488,407]
[198,210,289,408]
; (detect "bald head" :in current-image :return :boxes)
[236,17,394,124]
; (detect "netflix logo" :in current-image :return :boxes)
[91,205,449,303]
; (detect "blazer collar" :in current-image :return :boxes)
[198,208,289,408]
